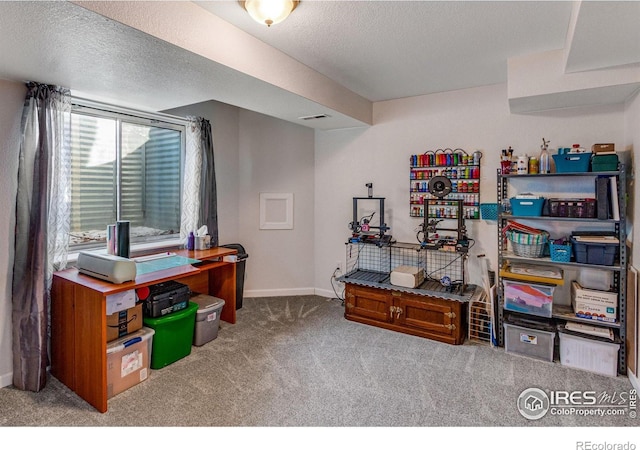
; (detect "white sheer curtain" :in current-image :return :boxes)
[181,116,203,244]
[181,116,219,247]
[12,82,71,391]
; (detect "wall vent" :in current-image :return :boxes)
[298,113,331,121]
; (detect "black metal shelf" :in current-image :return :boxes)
[501,214,620,224]
[552,305,620,329]
[496,164,627,375]
[500,170,621,178]
[501,252,623,272]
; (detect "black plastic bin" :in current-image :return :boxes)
[221,243,249,309]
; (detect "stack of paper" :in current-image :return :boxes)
[573,235,619,244]
[509,263,563,279]
[564,322,614,341]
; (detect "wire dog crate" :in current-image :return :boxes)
[390,242,425,273]
[343,241,391,284]
[343,240,467,294]
[423,248,467,294]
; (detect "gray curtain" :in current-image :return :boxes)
[12,82,71,392]
[196,118,219,247]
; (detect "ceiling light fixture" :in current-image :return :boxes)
[240,0,299,27]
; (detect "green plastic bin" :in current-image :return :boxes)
[143,301,198,369]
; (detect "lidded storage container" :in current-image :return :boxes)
[559,331,619,377]
[106,327,154,398]
[504,318,556,362]
[503,279,555,318]
[143,301,198,369]
[191,294,225,346]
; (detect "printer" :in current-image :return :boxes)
[77,251,137,284]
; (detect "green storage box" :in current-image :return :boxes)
[591,154,618,172]
[143,301,198,369]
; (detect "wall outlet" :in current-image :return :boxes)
[335,260,343,273]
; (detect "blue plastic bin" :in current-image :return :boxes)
[571,238,618,266]
[553,153,592,173]
[510,197,545,216]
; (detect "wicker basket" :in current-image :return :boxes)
[507,230,549,258]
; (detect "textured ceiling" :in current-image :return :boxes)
[0,1,638,130]
[196,0,575,101]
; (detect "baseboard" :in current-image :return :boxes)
[0,370,13,389]
[628,369,639,392]
[314,288,338,298]
[244,287,344,299]
[244,287,316,298]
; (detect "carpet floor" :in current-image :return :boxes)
[0,295,636,430]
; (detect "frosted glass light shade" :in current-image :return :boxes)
[243,0,298,27]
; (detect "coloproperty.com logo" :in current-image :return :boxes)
[517,387,637,420]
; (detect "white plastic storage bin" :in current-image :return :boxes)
[106,327,154,398]
[504,322,555,362]
[559,331,619,377]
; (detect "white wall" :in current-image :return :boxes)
[624,89,640,387]
[0,79,26,387]
[237,109,315,296]
[167,102,316,297]
[314,83,626,295]
[625,90,640,266]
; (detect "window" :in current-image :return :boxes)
[69,101,186,251]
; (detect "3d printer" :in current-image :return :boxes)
[348,183,393,246]
[417,176,470,252]
[416,176,472,293]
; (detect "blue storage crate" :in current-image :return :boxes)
[571,238,618,266]
[510,197,544,216]
[553,152,592,173]
[480,203,498,220]
[550,243,572,262]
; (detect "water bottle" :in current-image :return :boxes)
[187,231,195,251]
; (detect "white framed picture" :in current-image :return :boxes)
[259,193,294,230]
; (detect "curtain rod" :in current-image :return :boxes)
[71,96,192,127]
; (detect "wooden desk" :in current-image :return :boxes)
[50,247,237,413]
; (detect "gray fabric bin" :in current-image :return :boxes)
[191,294,225,346]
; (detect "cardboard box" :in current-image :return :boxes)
[107,303,143,342]
[390,265,425,288]
[591,143,615,154]
[106,327,154,399]
[571,281,618,323]
[106,289,136,315]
